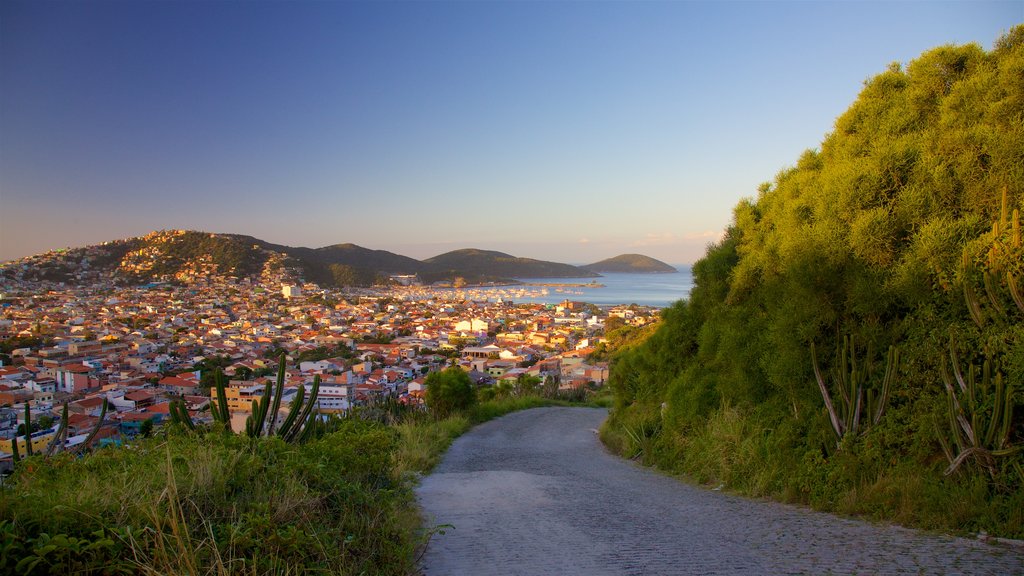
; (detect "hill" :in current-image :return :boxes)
[0,232,597,287]
[603,28,1024,537]
[583,254,676,273]
[422,249,597,282]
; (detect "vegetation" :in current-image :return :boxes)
[583,253,677,273]
[2,363,603,575]
[425,367,477,418]
[603,29,1024,538]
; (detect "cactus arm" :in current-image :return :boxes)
[873,346,897,424]
[46,402,70,456]
[213,370,230,425]
[948,336,969,395]
[285,375,320,443]
[10,434,20,464]
[267,351,287,434]
[257,382,272,436]
[245,399,259,437]
[982,272,1006,316]
[983,372,1003,448]
[23,403,35,457]
[1008,271,1024,314]
[175,400,195,431]
[934,419,955,464]
[962,258,985,328]
[73,398,108,454]
[276,384,305,439]
[811,342,844,441]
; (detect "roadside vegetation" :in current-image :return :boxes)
[603,28,1024,538]
[0,365,603,575]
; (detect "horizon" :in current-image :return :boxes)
[3,226,695,268]
[1,1,1019,265]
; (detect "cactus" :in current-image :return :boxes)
[10,433,21,464]
[1008,270,1024,314]
[169,399,195,431]
[45,402,70,456]
[245,381,273,438]
[267,351,287,434]
[276,381,306,439]
[283,375,320,444]
[23,403,36,457]
[935,334,1020,476]
[72,398,108,455]
[211,369,230,426]
[812,335,899,446]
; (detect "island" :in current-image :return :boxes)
[582,254,677,274]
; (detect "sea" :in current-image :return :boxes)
[512,266,693,308]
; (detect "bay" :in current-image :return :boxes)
[512,267,693,308]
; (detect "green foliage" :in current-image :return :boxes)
[424,367,477,418]
[936,337,1020,477]
[0,422,413,575]
[812,336,899,446]
[604,28,1024,537]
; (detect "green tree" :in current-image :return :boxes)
[425,367,477,418]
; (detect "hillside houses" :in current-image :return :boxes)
[0,270,649,460]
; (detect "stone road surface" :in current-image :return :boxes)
[416,407,1024,576]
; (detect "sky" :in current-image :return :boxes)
[1,1,1020,265]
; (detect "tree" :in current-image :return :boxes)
[425,367,476,418]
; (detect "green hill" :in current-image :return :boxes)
[603,28,1024,537]
[422,249,597,282]
[583,254,676,273]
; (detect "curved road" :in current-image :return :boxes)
[416,407,1024,575]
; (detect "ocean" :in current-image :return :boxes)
[512,267,693,308]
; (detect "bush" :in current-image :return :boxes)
[424,367,477,418]
[0,423,415,575]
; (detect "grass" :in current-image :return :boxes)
[1,391,604,575]
[2,421,414,575]
[601,400,1024,539]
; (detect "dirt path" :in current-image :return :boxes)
[416,407,1024,575]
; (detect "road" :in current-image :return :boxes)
[415,407,1024,576]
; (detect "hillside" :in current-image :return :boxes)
[422,249,598,282]
[0,231,283,286]
[0,232,597,288]
[583,254,676,273]
[603,28,1024,537]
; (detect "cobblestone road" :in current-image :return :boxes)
[416,407,1024,575]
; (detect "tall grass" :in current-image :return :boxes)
[2,391,602,574]
[602,401,1024,538]
[1,421,415,575]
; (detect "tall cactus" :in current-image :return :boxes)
[267,351,287,434]
[10,431,21,464]
[812,335,899,446]
[169,399,195,431]
[283,375,321,444]
[72,398,108,455]
[45,402,70,456]
[245,381,273,438]
[22,403,34,457]
[935,335,1019,476]
[276,381,306,439]
[211,369,230,426]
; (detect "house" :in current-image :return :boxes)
[159,375,200,396]
[53,364,99,394]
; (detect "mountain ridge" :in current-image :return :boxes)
[0,230,648,287]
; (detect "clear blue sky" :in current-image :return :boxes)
[1,1,1020,265]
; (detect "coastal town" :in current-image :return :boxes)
[0,248,658,471]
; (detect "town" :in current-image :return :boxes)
[0,255,658,471]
